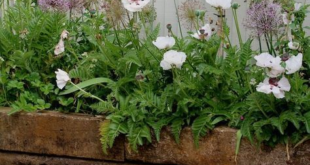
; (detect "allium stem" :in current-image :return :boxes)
[258,36,262,53]
[264,34,272,54]
[174,0,183,38]
[232,8,243,47]
[216,8,225,57]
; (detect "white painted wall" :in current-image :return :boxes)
[1,0,309,48]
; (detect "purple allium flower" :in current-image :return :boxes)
[243,0,283,37]
[38,0,70,12]
[67,0,85,10]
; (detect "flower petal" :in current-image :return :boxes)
[160,50,187,70]
[56,80,67,89]
[256,78,272,94]
[285,53,303,74]
[295,3,302,11]
[160,60,172,70]
[152,36,175,49]
[278,76,291,92]
[273,90,285,99]
[254,53,276,68]
[206,0,231,9]
[54,39,65,55]
[55,69,70,90]
[122,0,150,12]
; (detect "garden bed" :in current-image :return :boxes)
[0,107,310,165]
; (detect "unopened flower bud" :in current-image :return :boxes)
[232,3,240,9]
[90,9,96,15]
[195,10,200,17]
[166,24,172,31]
[225,43,230,48]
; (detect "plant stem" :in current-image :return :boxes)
[133,12,140,47]
[286,142,290,161]
[174,0,183,38]
[258,36,262,53]
[232,8,243,47]
[264,34,271,55]
[69,81,105,102]
[268,33,277,56]
[139,12,148,37]
[216,8,225,58]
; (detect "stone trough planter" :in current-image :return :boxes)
[0,107,309,165]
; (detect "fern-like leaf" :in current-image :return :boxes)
[241,117,254,143]
[100,120,111,154]
[191,114,213,147]
[171,118,184,144]
[238,39,253,67]
[303,111,310,133]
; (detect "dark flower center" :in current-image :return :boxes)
[269,78,279,86]
[281,53,290,61]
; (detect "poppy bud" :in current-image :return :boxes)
[166,24,172,31]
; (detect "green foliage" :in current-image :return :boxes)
[191,113,213,147]
[100,120,111,154]
[1,0,310,155]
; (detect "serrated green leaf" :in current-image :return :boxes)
[304,111,310,133]
[192,114,213,147]
[270,118,284,135]
[171,118,184,144]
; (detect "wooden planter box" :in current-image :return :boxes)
[0,107,309,165]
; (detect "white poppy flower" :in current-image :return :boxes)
[255,53,285,77]
[295,3,302,11]
[61,30,69,40]
[55,69,70,89]
[191,24,212,40]
[256,77,291,99]
[152,36,175,49]
[54,39,65,55]
[266,56,285,78]
[160,50,187,70]
[205,0,231,9]
[121,0,150,12]
[285,53,303,74]
[288,41,299,50]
